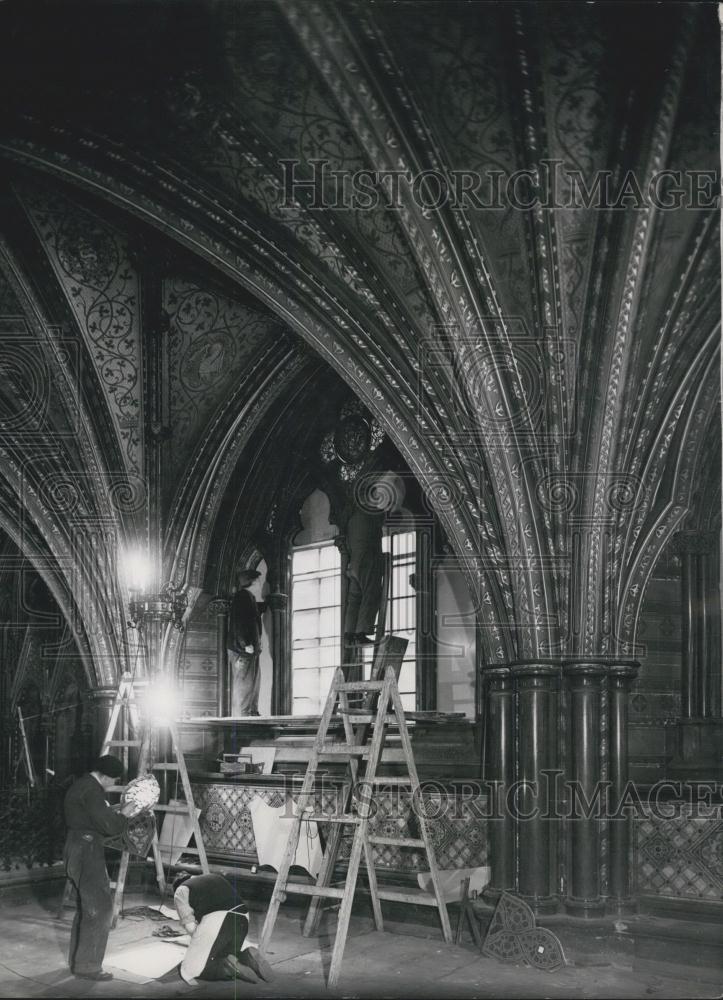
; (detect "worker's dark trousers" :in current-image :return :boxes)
[64,830,113,974]
[344,510,384,636]
[344,554,384,635]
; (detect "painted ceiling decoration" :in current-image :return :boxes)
[0,1,718,686]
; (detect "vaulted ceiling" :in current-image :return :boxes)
[0,1,718,685]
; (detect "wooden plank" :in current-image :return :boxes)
[368,776,413,784]
[375,888,440,906]
[284,884,345,899]
[301,814,360,825]
[337,680,385,692]
[368,836,425,848]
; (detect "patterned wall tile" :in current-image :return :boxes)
[192,782,488,872]
[635,806,722,900]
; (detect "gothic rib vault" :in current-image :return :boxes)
[0,0,718,689]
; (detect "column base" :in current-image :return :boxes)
[564,896,606,918]
[605,895,638,917]
[521,893,559,916]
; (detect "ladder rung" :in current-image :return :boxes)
[106,740,142,747]
[318,745,366,755]
[151,763,180,770]
[337,681,384,692]
[301,814,361,825]
[369,777,414,785]
[340,714,399,724]
[375,888,440,906]
[283,884,346,899]
[154,804,192,813]
[368,836,425,848]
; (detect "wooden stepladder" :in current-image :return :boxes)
[259,640,453,988]
[58,672,210,925]
[102,672,210,925]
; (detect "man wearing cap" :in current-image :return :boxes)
[228,568,266,716]
[172,873,273,984]
[63,755,141,981]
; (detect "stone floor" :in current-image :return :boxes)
[0,891,720,1000]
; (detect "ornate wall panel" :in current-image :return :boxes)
[635,806,722,901]
[163,276,285,490]
[17,185,143,476]
[191,780,488,873]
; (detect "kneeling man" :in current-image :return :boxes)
[173,872,273,984]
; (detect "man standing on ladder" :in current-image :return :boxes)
[63,754,142,982]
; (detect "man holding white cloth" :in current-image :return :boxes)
[173,873,273,985]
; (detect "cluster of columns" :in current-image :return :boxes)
[483,658,639,916]
[678,531,721,721]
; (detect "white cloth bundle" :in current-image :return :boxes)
[122,773,160,811]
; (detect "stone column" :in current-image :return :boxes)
[674,531,722,774]
[563,661,607,916]
[706,544,722,718]
[680,546,697,718]
[87,687,117,758]
[607,661,639,914]
[482,666,515,895]
[512,662,559,914]
[208,598,230,717]
[267,591,291,715]
[697,552,710,718]
[677,531,720,719]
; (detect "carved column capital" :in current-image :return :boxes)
[208,597,231,617]
[266,592,288,612]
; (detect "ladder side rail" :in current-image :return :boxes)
[100,680,129,755]
[301,680,360,938]
[261,667,344,951]
[326,670,395,987]
[362,833,383,932]
[387,667,452,943]
[167,721,209,874]
[374,553,392,644]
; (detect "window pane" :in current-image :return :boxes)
[319,606,338,638]
[292,645,320,670]
[294,609,321,641]
[398,661,416,693]
[293,579,319,611]
[319,544,340,571]
[319,575,339,607]
[293,547,318,574]
[293,668,319,699]
[292,539,342,715]
[291,531,418,714]
[319,641,339,668]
